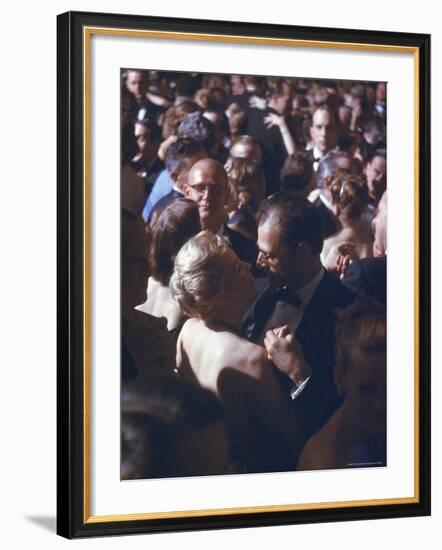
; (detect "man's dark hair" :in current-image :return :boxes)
[244,75,267,96]
[122,68,146,81]
[136,117,162,143]
[366,148,386,164]
[280,153,313,193]
[150,198,201,285]
[205,107,230,137]
[257,191,324,254]
[206,87,228,110]
[362,115,385,135]
[165,137,205,175]
[336,131,359,153]
[121,121,137,164]
[178,111,216,153]
[175,73,199,97]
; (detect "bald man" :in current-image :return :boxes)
[184,158,261,275]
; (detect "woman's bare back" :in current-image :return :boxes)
[176,318,297,472]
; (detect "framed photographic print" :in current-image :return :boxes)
[57,10,431,539]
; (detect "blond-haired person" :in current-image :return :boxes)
[170,230,298,473]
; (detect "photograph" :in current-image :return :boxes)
[120,69,388,480]
[56,10,430,538]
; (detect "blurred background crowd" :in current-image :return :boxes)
[121,69,387,480]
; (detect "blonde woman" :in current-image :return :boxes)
[170,230,298,473]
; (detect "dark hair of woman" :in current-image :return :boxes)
[150,198,201,286]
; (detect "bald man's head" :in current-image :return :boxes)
[184,159,228,233]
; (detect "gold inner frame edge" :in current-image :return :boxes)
[82,26,421,524]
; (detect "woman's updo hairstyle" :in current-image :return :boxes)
[170,230,230,320]
[327,170,369,219]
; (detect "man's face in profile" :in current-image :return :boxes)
[365,155,386,202]
[256,222,292,287]
[134,123,151,157]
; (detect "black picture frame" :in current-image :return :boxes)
[57,10,431,539]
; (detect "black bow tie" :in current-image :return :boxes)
[241,285,302,342]
[274,287,302,308]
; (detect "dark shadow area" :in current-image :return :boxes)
[25,516,56,533]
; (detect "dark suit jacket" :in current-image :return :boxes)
[343,256,387,306]
[313,196,341,239]
[147,188,183,224]
[241,272,355,462]
[246,107,293,196]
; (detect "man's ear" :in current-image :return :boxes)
[182,183,191,198]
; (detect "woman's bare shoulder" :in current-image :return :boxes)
[218,334,268,376]
[179,317,203,335]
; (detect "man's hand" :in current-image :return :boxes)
[264,325,311,385]
[323,242,357,278]
[263,112,284,128]
[249,95,267,110]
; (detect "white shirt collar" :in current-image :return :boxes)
[312,147,324,161]
[319,192,333,211]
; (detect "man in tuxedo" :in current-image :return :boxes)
[131,118,164,193]
[241,192,355,461]
[124,69,164,123]
[306,104,338,172]
[184,158,261,274]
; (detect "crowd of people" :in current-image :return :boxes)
[121,69,387,479]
